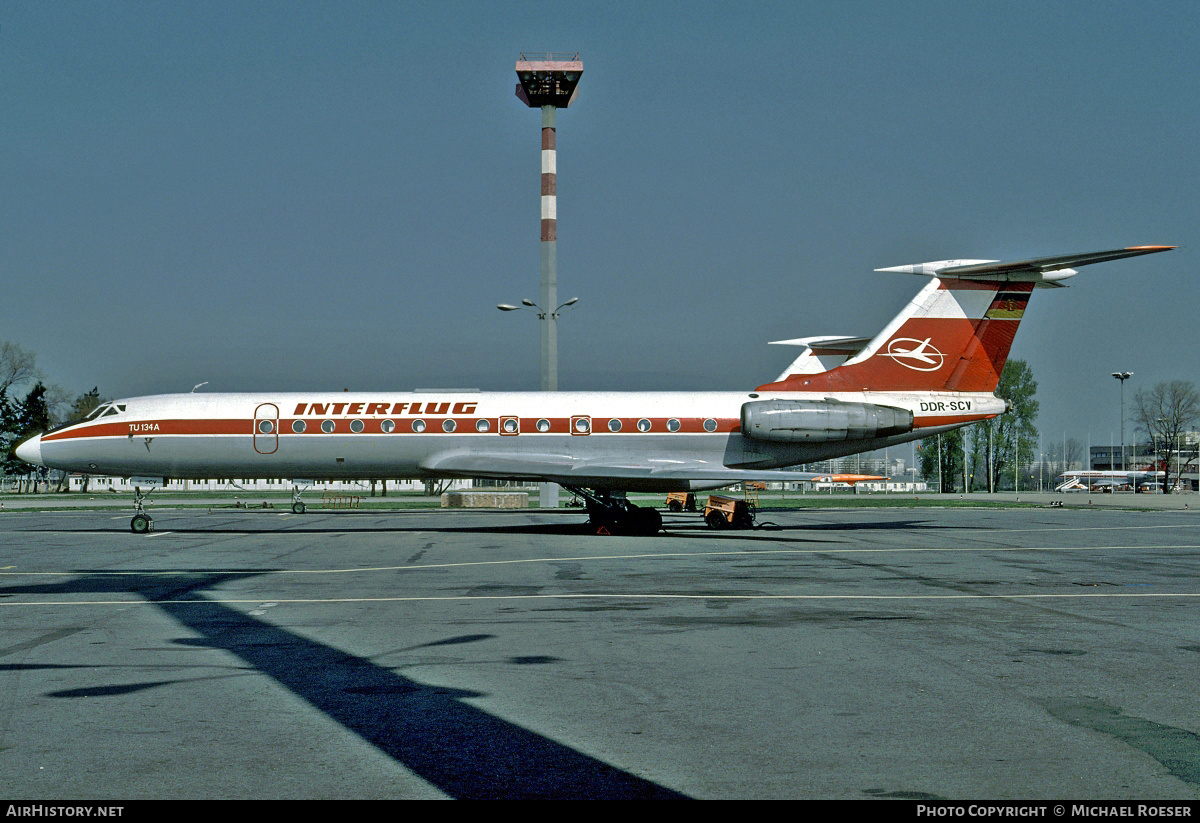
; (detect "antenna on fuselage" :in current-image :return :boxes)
[191,382,209,393]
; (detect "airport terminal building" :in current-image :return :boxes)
[1089,434,1199,492]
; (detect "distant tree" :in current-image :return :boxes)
[69,387,105,423]
[0,387,15,469]
[2,382,51,491]
[1132,380,1200,494]
[974,360,1039,491]
[917,437,937,487]
[1,341,40,487]
[964,426,987,491]
[43,383,73,426]
[918,428,964,492]
[0,341,41,395]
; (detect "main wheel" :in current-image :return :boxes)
[130,514,152,534]
[292,501,306,514]
[634,506,662,536]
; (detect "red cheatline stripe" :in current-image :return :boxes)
[914,413,997,428]
[44,419,247,440]
[44,417,745,439]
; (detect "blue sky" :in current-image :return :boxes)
[1,0,1195,446]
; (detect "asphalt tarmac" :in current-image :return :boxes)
[2,504,1199,799]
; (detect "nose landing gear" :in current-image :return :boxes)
[129,486,155,533]
[291,483,307,514]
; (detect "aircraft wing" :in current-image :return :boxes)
[418,451,868,488]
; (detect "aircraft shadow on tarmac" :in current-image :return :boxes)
[0,570,688,799]
[15,512,964,542]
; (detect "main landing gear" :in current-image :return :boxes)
[130,486,155,534]
[566,487,663,536]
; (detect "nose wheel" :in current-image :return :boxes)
[291,483,307,514]
[129,485,155,533]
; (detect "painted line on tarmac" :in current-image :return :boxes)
[2,543,1200,578]
[962,523,1198,535]
[15,520,1200,539]
[4,591,1200,608]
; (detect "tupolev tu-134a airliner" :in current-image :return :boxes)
[15,245,1174,534]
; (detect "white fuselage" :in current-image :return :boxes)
[32,389,1002,492]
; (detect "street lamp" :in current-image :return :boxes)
[1112,371,1133,475]
[498,297,579,511]
[497,297,579,391]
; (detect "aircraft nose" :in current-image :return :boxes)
[14,434,43,466]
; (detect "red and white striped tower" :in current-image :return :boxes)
[515,53,582,392]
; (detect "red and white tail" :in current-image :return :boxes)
[756,246,1174,394]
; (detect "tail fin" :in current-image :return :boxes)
[757,246,1174,394]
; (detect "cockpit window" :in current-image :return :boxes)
[84,402,126,420]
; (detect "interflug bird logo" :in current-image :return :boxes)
[882,337,945,372]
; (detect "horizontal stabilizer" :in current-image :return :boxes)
[768,336,874,379]
[769,336,872,355]
[877,245,1175,286]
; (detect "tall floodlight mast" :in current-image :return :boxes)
[515,53,582,510]
[515,52,582,393]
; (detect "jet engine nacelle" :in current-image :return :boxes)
[740,399,914,443]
